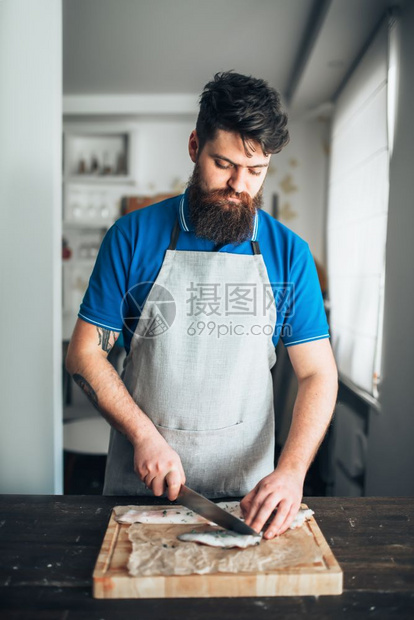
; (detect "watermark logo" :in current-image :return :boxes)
[121,282,176,338]
[186,320,292,339]
[121,280,295,339]
[186,281,295,318]
[264,283,295,317]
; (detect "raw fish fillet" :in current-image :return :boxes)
[115,507,211,525]
[114,502,314,531]
[177,529,262,549]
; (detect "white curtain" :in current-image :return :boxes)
[327,15,399,398]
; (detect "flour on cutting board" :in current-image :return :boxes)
[126,522,321,576]
[118,503,319,577]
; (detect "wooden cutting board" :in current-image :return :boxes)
[93,504,342,598]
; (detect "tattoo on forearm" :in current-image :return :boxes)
[96,327,116,353]
[72,373,100,411]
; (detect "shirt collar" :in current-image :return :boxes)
[178,189,259,241]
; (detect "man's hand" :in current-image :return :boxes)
[66,320,187,501]
[240,468,304,539]
[133,428,186,501]
[241,339,337,540]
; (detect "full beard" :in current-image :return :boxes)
[187,164,263,245]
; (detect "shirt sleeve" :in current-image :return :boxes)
[279,243,330,347]
[78,223,131,332]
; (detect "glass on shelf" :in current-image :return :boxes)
[86,201,97,218]
[78,241,100,259]
[69,191,84,219]
[71,202,82,219]
[100,203,110,219]
[78,243,90,259]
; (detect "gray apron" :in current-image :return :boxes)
[104,220,277,497]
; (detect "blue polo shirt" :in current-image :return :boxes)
[79,191,329,354]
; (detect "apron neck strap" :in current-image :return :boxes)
[168,218,262,254]
[168,220,181,250]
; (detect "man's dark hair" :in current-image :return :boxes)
[196,71,289,156]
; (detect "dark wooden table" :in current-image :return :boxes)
[0,496,413,619]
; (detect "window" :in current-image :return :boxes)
[327,14,400,399]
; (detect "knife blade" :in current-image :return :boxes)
[176,484,261,536]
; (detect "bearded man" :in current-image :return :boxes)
[66,72,338,538]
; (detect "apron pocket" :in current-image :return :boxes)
[153,421,269,498]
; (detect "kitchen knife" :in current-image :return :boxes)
[176,484,261,536]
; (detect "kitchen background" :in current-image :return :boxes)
[1,0,413,498]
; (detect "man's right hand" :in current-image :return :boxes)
[66,319,186,500]
[133,428,186,501]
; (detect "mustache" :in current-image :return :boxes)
[201,187,252,206]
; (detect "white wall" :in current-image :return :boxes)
[134,118,196,194]
[0,1,63,493]
[262,118,330,266]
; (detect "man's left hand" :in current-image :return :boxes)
[240,469,304,539]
